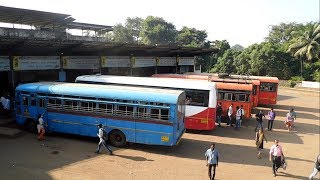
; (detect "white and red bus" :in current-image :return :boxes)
[152,74,254,119]
[76,75,218,131]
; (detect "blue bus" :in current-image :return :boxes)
[15,82,186,147]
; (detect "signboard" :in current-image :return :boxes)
[178,57,195,66]
[13,56,60,71]
[0,56,10,71]
[132,57,156,68]
[157,57,176,66]
[101,56,131,67]
[63,56,99,69]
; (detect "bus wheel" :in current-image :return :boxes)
[109,130,127,147]
[25,119,37,133]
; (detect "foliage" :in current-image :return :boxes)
[313,70,320,82]
[210,49,239,74]
[231,44,244,51]
[109,16,319,82]
[288,76,304,87]
[140,16,177,45]
[287,23,320,61]
[176,27,208,47]
[112,17,144,43]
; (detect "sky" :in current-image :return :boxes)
[0,0,319,47]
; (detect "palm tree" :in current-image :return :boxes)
[287,23,320,78]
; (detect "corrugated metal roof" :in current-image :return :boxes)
[0,5,74,27]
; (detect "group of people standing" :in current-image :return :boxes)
[216,103,245,129]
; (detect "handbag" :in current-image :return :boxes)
[281,159,287,170]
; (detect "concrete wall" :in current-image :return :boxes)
[301,81,320,88]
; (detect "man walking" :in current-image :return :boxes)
[227,104,233,127]
[267,108,276,131]
[95,124,113,155]
[37,115,45,141]
[216,102,223,127]
[255,110,265,132]
[205,143,219,180]
[269,139,284,177]
[309,154,320,179]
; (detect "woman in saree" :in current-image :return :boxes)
[255,128,267,159]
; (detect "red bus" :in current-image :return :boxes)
[215,82,253,119]
[162,73,260,107]
[225,75,279,105]
[152,74,253,119]
[183,73,279,106]
[249,76,278,105]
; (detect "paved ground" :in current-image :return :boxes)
[0,87,319,180]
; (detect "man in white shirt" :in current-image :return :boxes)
[235,106,242,129]
[37,115,45,140]
[227,104,233,127]
[240,105,245,127]
[95,124,113,155]
[3,97,10,110]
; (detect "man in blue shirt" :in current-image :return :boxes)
[205,143,219,180]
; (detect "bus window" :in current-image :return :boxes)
[224,93,231,100]
[237,94,247,102]
[80,101,93,112]
[48,98,61,109]
[31,96,36,106]
[117,105,134,116]
[160,109,169,120]
[260,83,277,92]
[39,99,45,108]
[22,97,29,106]
[106,104,113,114]
[218,92,224,100]
[96,103,106,113]
[150,108,160,119]
[64,100,72,110]
[138,107,148,118]
[72,101,79,110]
[185,90,209,107]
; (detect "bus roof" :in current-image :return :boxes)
[184,72,278,83]
[16,82,185,104]
[75,75,216,91]
[152,74,260,85]
[216,82,253,91]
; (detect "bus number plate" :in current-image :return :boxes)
[161,136,169,142]
[201,118,208,124]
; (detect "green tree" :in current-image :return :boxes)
[112,24,133,43]
[210,49,239,74]
[112,17,144,43]
[176,26,208,47]
[140,16,177,45]
[231,44,244,51]
[287,23,320,78]
[125,17,143,43]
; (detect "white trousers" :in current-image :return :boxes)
[309,167,319,179]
